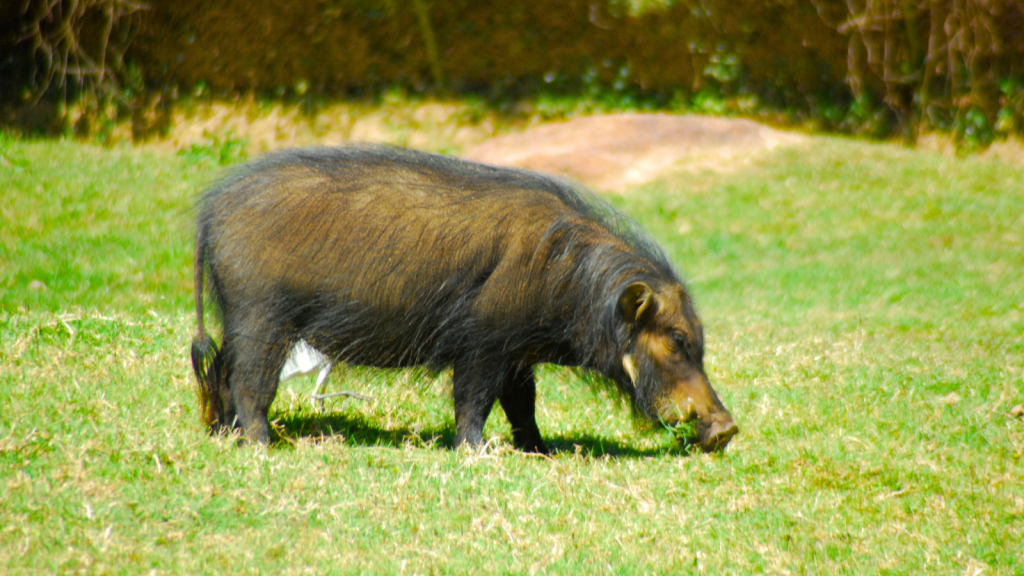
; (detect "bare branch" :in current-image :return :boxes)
[16,0,147,103]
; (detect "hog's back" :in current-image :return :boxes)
[200,147,582,365]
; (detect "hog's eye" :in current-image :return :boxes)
[670,333,687,355]
[674,333,701,364]
[665,337,680,354]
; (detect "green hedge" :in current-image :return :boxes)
[130,0,845,104]
[4,0,1023,143]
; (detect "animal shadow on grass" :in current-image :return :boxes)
[271,411,695,459]
[272,411,455,451]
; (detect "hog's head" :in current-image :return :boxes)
[618,281,738,452]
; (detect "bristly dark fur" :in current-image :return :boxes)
[189,143,727,451]
[201,145,676,275]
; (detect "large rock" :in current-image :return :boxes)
[465,113,802,191]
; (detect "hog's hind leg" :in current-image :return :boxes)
[211,338,238,434]
[226,317,290,445]
[452,357,502,449]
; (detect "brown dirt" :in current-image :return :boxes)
[464,113,805,191]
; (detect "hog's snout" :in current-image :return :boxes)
[657,387,738,452]
[698,416,738,452]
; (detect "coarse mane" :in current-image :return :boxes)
[203,143,678,281]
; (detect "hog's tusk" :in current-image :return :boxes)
[622,354,638,384]
[684,397,697,421]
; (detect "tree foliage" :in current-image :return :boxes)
[2,0,1023,143]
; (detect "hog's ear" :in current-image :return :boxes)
[619,282,654,323]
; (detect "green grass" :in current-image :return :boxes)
[1,131,1022,574]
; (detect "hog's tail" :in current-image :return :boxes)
[190,221,222,429]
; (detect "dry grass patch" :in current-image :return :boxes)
[152,97,503,156]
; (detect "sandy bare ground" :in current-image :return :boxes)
[147,104,1020,190]
[153,105,803,192]
[465,113,805,191]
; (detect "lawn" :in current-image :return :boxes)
[1,128,1022,574]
